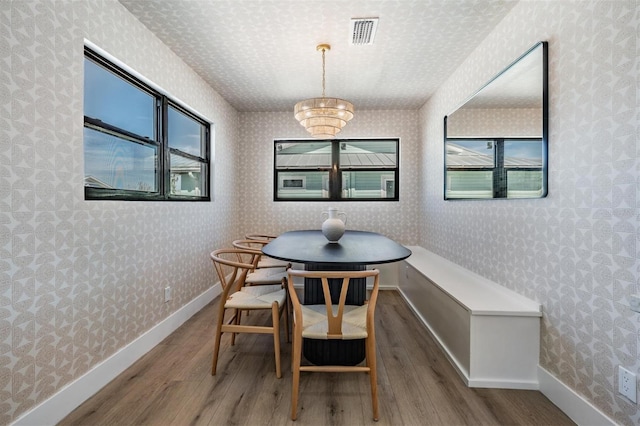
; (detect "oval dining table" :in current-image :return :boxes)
[262,229,412,365]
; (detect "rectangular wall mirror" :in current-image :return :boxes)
[444,41,548,200]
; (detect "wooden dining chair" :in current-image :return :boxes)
[232,238,289,273]
[285,268,381,421]
[209,248,289,378]
[244,233,295,268]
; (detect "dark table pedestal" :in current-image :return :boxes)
[303,263,366,366]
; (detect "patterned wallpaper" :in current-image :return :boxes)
[1,0,239,422]
[420,1,638,425]
[237,110,421,246]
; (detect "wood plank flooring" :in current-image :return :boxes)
[59,291,575,426]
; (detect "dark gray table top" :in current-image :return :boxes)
[262,230,412,265]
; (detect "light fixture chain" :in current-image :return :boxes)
[321,47,326,98]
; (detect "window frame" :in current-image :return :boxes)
[273,138,400,202]
[83,46,211,201]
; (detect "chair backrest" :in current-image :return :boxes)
[245,233,278,241]
[232,239,268,269]
[233,239,268,251]
[210,248,259,297]
[286,268,380,339]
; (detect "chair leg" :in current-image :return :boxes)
[211,305,226,376]
[291,328,302,420]
[272,302,282,379]
[366,335,379,421]
[231,308,241,346]
[283,298,290,343]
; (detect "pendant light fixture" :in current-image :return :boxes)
[294,44,354,139]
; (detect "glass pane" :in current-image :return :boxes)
[170,154,206,196]
[168,106,204,156]
[445,171,493,198]
[446,140,495,168]
[275,142,331,169]
[339,141,397,169]
[84,127,157,192]
[507,170,543,197]
[342,171,395,199]
[84,58,155,139]
[276,171,329,199]
[504,139,543,167]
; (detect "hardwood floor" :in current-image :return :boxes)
[59,291,575,426]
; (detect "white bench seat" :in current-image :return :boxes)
[398,246,542,389]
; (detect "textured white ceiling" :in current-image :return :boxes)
[118,0,519,112]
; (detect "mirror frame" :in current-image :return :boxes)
[443,41,548,200]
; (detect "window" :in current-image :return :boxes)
[274,139,399,201]
[445,138,543,199]
[83,47,210,201]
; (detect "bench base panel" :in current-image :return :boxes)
[398,249,541,390]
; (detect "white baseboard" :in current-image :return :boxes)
[12,284,221,426]
[537,366,616,426]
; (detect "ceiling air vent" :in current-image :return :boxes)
[350,18,378,45]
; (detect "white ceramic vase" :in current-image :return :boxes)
[321,207,347,243]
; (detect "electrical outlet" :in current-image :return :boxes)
[164,286,172,303]
[618,366,637,403]
[630,294,640,313]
